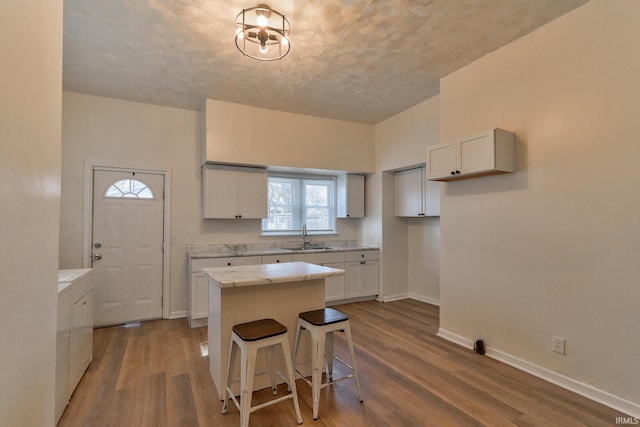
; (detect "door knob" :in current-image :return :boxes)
[94,253,102,260]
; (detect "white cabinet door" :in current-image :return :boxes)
[362,260,379,296]
[344,261,363,298]
[395,168,423,217]
[395,167,440,217]
[337,174,365,218]
[202,164,267,219]
[324,262,346,301]
[427,143,457,180]
[239,167,268,219]
[192,273,209,320]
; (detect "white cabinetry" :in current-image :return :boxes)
[293,250,379,302]
[55,286,72,425]
[395,167,441,217]
[427,128,515,182]
[292,251,347,302]
[188,256,262,328]
[344,251,379,298]
[202,164,268,219]
[70,289,93,393]
[56,269,93,425]
[337,174,365,218]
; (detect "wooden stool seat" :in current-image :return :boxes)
[293,308,363,420]
[222,318,302,427]
[232,318,287,341]
[298,307,348,326]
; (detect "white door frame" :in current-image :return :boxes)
[82,160,172,320]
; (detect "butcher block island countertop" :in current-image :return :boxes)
[204,262,344,399]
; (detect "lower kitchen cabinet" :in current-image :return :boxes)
[70,289,93,392]
[55,286,72,425]
[188,256,262,328]
[187,249,380,327]
[56,269,94,425]
[344,251,379,298]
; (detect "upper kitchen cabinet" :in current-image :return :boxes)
[337,174,365,218]
[395,167,441,217]
[202,164,268,219]
[427,128,515,182]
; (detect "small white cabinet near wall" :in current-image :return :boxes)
[395,167,441,217]
[202,164,268,219]
[337,174,365,218]
[292,251,348,302]
[427,128,515,182]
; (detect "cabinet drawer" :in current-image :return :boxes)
[191,256,262,272]
[70,332,92,392]
[262,254,293,264]
[292,252,345,265]
[71,273,93,303]
[71,290,93,352]
[344,250,379,262]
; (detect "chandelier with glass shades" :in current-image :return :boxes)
[235,4,290,61]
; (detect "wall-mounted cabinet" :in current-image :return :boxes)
[202,164,268,219]
[427,128,515,182]
[395,167,441,217]
[337,174,365,218]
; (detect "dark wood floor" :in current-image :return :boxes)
[58,299,624,426]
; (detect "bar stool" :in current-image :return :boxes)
[222,318,303,427]
[292,308,363,420]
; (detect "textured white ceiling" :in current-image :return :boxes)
[63,0,588,124]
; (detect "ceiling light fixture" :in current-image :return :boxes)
[235,4,290,61]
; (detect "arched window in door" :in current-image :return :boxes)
[104,178,155,199]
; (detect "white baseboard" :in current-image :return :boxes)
[378,292,408,302]
[437,328,640,418]
[168,310,187,320]
[408,292,440,306]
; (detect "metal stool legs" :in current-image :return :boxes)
[222,319,302,427]
[293,308,363,420]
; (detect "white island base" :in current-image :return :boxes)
[205,262,344,400]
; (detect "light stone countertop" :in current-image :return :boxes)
[58,268,93,294]
[187,241,378,259]
[203,261,345,288]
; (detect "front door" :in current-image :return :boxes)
[92,169,164,326]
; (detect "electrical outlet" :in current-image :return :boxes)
[552,336,566,355]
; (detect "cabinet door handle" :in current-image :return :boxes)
[455,170,461,174]
[227,262,231,266]
[451,171,456,175]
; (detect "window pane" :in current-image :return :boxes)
[305,184,328,206]
[104,179,154,200]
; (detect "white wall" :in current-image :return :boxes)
[370,96,441,301]
[203,99,375,173]
[61,92,364,317]
[439,0,640,411]
[0,0,62,425]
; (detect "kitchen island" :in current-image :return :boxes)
[204,261,344,399]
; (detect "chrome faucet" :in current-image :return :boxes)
[302,224,311,249]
